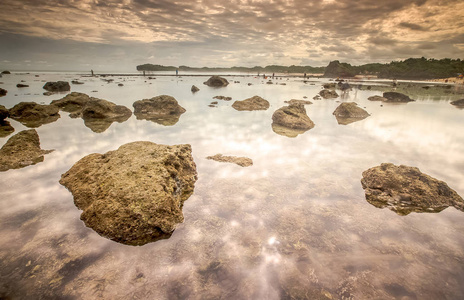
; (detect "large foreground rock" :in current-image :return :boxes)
[0,129,53,172]
[272,104,314,137]
[450,99,464,108]
[59,141,197,245]
[203,76,229,87]
[43,81,71,92]
[319,89,339,99]
[332,102,370,125]
[361,163,464,215]
[133,95,186,126]
[9,102,60,128]
[206,154,253,167]
[382,92,414,102]
[232,95,270,111]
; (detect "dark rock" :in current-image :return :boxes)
[43,91,53,96]
[213,96,232,101]
[272,104,315,137]
[1,70,11,74]
[361,163,464,215]
[191,85,200,93]
[59,141,197,245]
[118,83,124,86]
[51,92,91,113]
[367,95,387,102]
[206,154,253,167]
[0,88,7,97]
[9,102,60,128]
[203,76,229,87]
[232,96,270,111]
[450,99,464,108]
[0,105,8,121]
[382,92,414,102]
[43,81,71,92]
[0,129,53,172]
[284,99,312,105]
[211,101,218,105]
[312,95,322,100]
[332,102,370,125]
[0,120,15,138]
[71,80,84,85]
[16,84,29,88]
[133,95,186,126]
[323,83,336,89]
[266,81,273,84]
[319,89,339,99]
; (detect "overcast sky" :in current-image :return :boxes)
[0,0,463,71]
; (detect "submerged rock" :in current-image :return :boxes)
[0,105,8,121]
[191,85,200,93]
[284,99,313,105]
[59,141,197,245]
[450,99,464,108]
[71,80,84,85]
[51,92,91,113]
[332,102,370,125]
[43,81,71,92]
[9,102,60,128]
[232,95,270,111]
[319,89,339,99]
[0,129,53,172]
[0,88,7,97]
[361,163,464,215]
[213,96,232,101]
[0,120,15,138]
[272,104,315,137]
[16,83,29,88]
[206,154,253,167]
[367,95,388,102]
[203,76,229,87]
[382,92,414,102]
[323,83,336,89]
[133,95,186,126]
[1,70,11,74]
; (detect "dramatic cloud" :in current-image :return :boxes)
[0,0,463,71]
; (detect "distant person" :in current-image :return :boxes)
[263,73,265,79]
[272,73,275,78]
[176,69,178,76]
[304,73,306,79]
[91,69,94,76]
[143,70,146,76]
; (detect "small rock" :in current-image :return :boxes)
[203,76,229,87]
[450,99,464,108]
[211,101,218,105]
[272,104,315,138]
[9,102,60,128]
[206,154,253,167]
[1,70,11,74]
[213,96,232,101]
[0,105,9,121]
[133,95,186,126]
[0,88,7,97]
[191,85,200,93]
[332,102,370,125]
[16,84,29,88]
[319,89,339,99]
[382,92,414,102]
[118,83,124,86]
[367,95,388,102]
[232,95,270,111]
[71,80,84,85]
[43,81,71,92]
[284,99,312,105]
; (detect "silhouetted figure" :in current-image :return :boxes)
[91,69,94,76]
[304,73,307,79]
[143,70,146,76]
[176,69,178,76]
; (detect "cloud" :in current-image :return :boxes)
[398,22,427,31]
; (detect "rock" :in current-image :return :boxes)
[133,95,186,126]
[1,70,11,74]
[206,154,253,167]
[367,95,387,101]
[361,163,464,215]
[16,84,29,88]
[211,101,218,105]
[0,105,8,121]
[247,83,252,86]
[43,81,71,92]
[312,95,322,100]
[272,104,315,137]
[71,80,84,85]
[59,141,197,245]
[450,99,464,108]
[382,92,414,102]
[0,88,7,97]
[118,83,124,86]
[191,85,200,93]
[340,82,352,91]
[0,121,15,138]
[284,99,313,105]
[203,76,229,87]
[50,92,91,113]
[266,81,273,84]
[213,96,232,101]
[319,89,339,99]
[323,83,336,89]
[43,92,53,96]
[9,102,60,128]
[232,95,270,111]
[332,102,370,125]
[0,129,53,172]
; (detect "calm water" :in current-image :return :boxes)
[1,73,464,299]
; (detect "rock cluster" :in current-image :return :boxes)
[272,104,315,137]
[232,95,270,111]
[332,102,370,125]
[43,81,71,92]
[203,76,229,87]
[59,141,197,245]
[382,92,414,102]
[206,154,253,167]
[133,95,186,126]
[319,89,339,99]
[9,102,60,128]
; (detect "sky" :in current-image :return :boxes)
[0,0,463,72]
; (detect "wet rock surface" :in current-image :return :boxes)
[203,76,229,87]
[319,89,339,99]
[382,92,415,102]
[450,99,464,108]
[361,163,464,215]
[333,102,370,125]
[367,95,388,102]
[0,88,7,97]
[272,104,315,137]
[59,141,198,245]
[51,92,91,113]
[9,102,60,128]
[133,95,186,126]
[43,81,71,92]
[232,95,270,111]
[206,154,253,167]
[0,129,53,172]
[284,99,313,105]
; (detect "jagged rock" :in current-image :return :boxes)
[0,88,7,97]
[284,99,312,105]
[361,163,464,215]
[0,105,8,121]
[203,76,229,87]
[319,89,338,99]
[368,95,388,101]
[191,85,200,93]
[16,84,29,88]
[206,154,253,167]
[0,121,14,138]
[272,104,315,137]
[9,102,60,128]
[213,96,232,101]
[71,80,84,85]
[450,99,464,108]
[133,95,186,126]
[43,81,71,92]
[59,141,197,245]
[0,129,53,172]
[1,70,11,74]
[382,92,414,102]
[232,95,270,111]
[332,102,370,125]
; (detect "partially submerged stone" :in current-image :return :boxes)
[450,99,464,108]
[361,163,464,215]
[0,105,8,121]
[16,84,29,88]
[133,95,186,126]
[284,99,313,105]
[0,129,53,172]
[0,88,7,97]
[332,102,370,125]
[43,81,71,92]
[9,102,60,128]
[319,89,339,99]
[232,95,270,111]
[191,85,200,93]
[206,154,253,167]
[382,92,415,102]
[213,96,232,101]
[59,141,198,245]
[272,104,315,137]
[51,92,91,113]
[0,121,15,138]
[367,95,388,102]
[203,76,229,87]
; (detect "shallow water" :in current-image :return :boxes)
[1,73,464,299]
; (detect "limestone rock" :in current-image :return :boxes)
[361,163,464,215]
[206,154,253,167]
[368,95,388,101]
[9,102,60,128]
[284,99,312,105]
[203,76,229,87]
[133,95,186,126]
[382,92,414,102]
[0,105,8,121]
[0,88,7,97]
[191,85,200,93]
[272,104,315,137]
[232,95,270,111]
[450,99,464,108]
[332,102,370,125]
[319,89,338,99]
[0,129,53,172]
[43,81,71,92]
[59,141,197,245]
